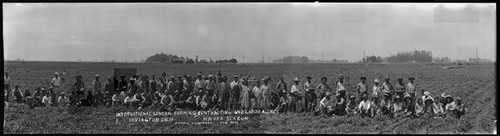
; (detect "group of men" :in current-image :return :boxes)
[4,70,466,119]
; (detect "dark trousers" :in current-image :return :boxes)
[230,94,240,110]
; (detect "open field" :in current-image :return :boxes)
[3,62,497,134]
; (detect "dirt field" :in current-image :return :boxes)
[3,62,497,134]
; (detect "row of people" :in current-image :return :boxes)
[5,70,466,119]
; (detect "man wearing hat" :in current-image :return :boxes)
[319,92,335,116]
[402,93,414,116]
[12,85,24,103]
[345,95,357,117]
[58,92,70,107]
[218,76,231,110]
[392,95,404,117]
[394,78,405,102]
[334,92,347,116]
[316,77,332,106]
[290,77,302,112]
[356,77,368,103]
[421,90,435,114]
[51,72,61,93]
[381,76,394,102]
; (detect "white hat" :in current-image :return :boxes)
[374,79,379,83]
[293,77,299,82]
[95,74,99,77]
[55,72,59,75]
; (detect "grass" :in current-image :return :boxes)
[3,62,497,134]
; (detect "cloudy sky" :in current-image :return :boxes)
[3,3,496,62]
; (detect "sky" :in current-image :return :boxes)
[3,3,496,62]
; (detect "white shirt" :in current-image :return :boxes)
[406,82,416,94]
[52,77,61,87]
[372,85,381,97]
[253,86,262,97]
[195,79,205,89]
[320,97,334,108]
[4,76,11,85]
[336,82,346,92]
[291,84,300,94]
[230,81,239,90]
[358,100,371,111]
[42,96,52,105]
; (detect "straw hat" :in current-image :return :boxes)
[374,79,380,83]
[384,76,390,80]
[408,77,415,80]
[293,77,300,82]
[95,74,99,77]
[55,72,59,75]
[455,97,462,101]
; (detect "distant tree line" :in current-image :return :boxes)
[386,50,433,63]
[145,53,237,64]
[362,56,383,63]
[215,59,238,64]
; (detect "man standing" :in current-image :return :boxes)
[356,77,368,103]
[303,76,315,112]
[394,78,406,100]
[219,76,231,110]
[167,76,177,95]
[93,74,102,94]
[381,76,394,101]
[230,75,241,110]
[104,75,114,95]
[336,75,347,100]
[406,77,416,102]
[316,77,332,104]
[150,75,158,95]
[276,76,287,98]
[51,72,62,94]
[205,75,216,97]
[118,74,128,93]
[195,73,205,95]
[290,77,301,112]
